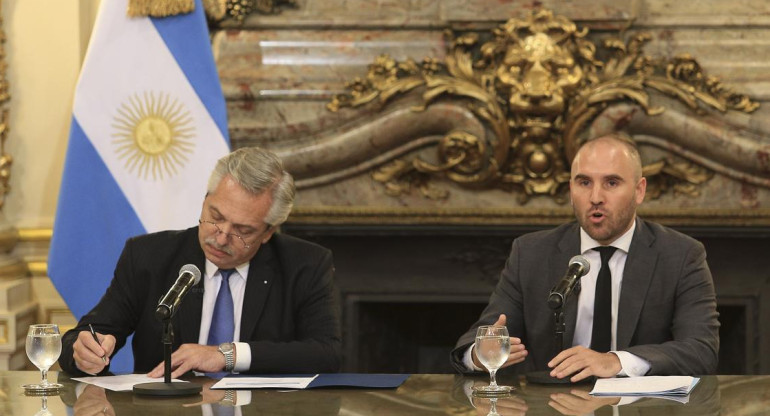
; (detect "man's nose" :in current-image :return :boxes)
[589,185,603,204]
[213,226,232,245]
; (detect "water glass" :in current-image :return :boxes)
[23,324,63,392]
[472,325,513,395]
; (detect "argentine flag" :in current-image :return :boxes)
[49,0,229,373]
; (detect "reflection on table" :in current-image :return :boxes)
[0,371,766,415]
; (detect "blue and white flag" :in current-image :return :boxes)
[49,0,229,373]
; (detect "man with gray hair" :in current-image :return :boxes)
[60,147,341,377]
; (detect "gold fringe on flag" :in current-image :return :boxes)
[127,0,195,17]
[203,0,227,20]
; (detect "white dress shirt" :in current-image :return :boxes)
[576,220,650,376]
[198,260,252,372]
[464,220,650,376]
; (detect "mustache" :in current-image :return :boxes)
[205,237,234,255]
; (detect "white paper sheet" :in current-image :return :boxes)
[211,375,318,390]
[72,374,188,391]
[590,376,700,397]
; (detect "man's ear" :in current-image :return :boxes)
[635,177,647,204]
[262,227,277,244]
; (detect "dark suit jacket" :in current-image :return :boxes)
[60,227,341,375]
[451,219,720,376]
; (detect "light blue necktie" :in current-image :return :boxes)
[208,269,235,346]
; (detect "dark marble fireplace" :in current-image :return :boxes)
[284,224,770,375]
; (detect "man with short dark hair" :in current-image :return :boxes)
[60,147,341,377]
[451,134,720,381]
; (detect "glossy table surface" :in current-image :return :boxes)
[0,371,767,415]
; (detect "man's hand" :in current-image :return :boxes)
[548,389,620,415]
[73,384,115,416]
[183,378,226,407]
[148,344,225,378]
[547,346,621,382]
[73,330,116,375]
[472,314,528,370]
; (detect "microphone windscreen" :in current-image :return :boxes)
[568,255,590,274]
[179,264,202,285]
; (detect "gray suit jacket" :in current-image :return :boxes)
[451,218,720,375]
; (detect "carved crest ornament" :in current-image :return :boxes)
[327,9,759,204]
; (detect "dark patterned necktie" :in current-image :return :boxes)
[591,246,617,353]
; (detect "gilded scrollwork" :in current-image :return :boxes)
[221,0,298,22]
[328,8,759,203]
[642,158,714,200]
[372,159,448,200]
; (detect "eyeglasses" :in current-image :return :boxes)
[199,219,263,249]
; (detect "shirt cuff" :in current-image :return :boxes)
[613,351,651,377]
[462,344,485,372]
[234,390,252,406]
[233,342,251,373]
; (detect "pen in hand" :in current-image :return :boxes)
[88,324,108,364]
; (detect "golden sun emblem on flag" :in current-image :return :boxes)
[112,92,195,180]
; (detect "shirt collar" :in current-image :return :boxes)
[204,258,250,281]
[579,218,636,254]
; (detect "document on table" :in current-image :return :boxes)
[72,374,188,391]
[212,373,409,390]
[590,376,700,397]
[211,375,318,390]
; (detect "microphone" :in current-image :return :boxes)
[155,264,202,321]
[547,255,590,310]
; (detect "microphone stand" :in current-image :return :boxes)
[133,316,202,396]
[526,307,572,384]
[525,299,575,384]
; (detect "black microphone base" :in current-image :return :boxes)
[525,371,594,385]
[133,381,202,396]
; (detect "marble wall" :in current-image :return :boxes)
[213,0,770,228]
[210,0,770,373]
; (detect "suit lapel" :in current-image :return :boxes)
[617,219,657,349]
[240,240,278,341]
[557,224,582,350]
[178,229,207,345]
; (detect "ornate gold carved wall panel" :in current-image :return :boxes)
[0,0,11,210]
[213,1,770,226]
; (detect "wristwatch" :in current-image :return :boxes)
[218,342,235,372]
[221,389,235,406]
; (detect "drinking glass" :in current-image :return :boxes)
[472,325,512,395]
[23,324,63,392]
[484,397,502,416]
[33,396,53,416]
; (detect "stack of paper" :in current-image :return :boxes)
[590,376,700,398]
